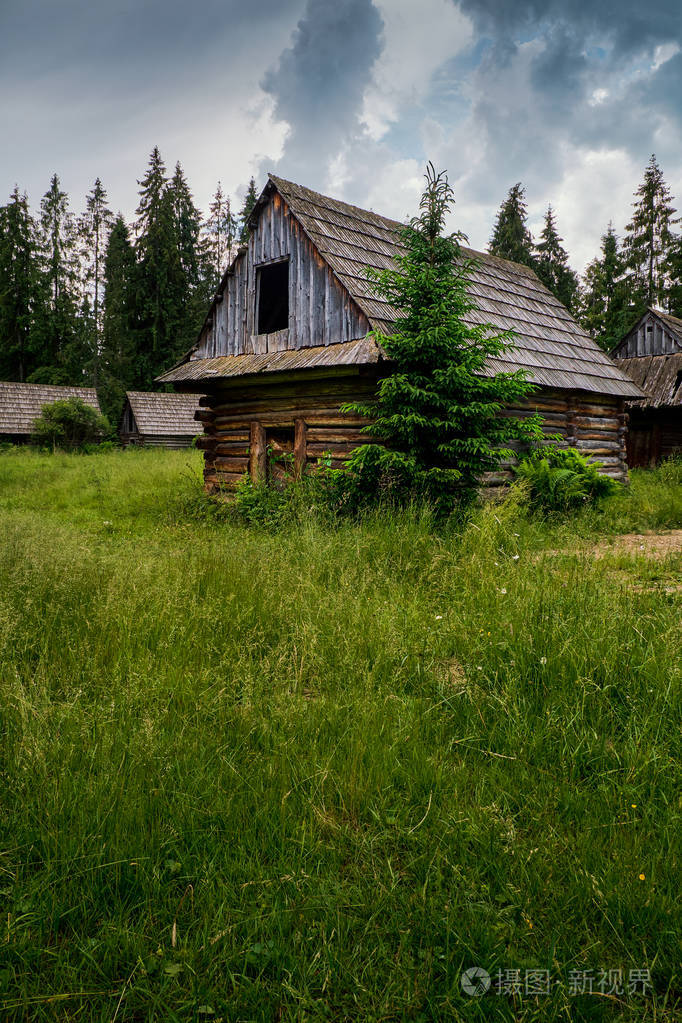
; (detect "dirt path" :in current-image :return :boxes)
[592,530,682,559]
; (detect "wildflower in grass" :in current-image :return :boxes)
[639,873,646,881]
[512,554,520,561]
[540,656,547,665]
[498,587,507,595]
[435,614,443,620]
[631,804,637,808]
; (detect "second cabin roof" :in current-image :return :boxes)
[123,391,202,436]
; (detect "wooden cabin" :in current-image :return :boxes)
[119,391,203,448]
[158,176,643,491]
[611,308,682,466]
[0,381,101,444]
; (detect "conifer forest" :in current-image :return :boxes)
[1,149,681,427]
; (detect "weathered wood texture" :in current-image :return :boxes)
[612,308,682,359]
[196,191,371,359]
[625,408,682,467]
[197,378,629,492]
[119,391,203,448]
[0,382,101,441]
[611,310,682,466]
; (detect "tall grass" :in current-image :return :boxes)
[1,449,681,1020]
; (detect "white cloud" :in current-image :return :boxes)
[360,0,474,140]
[652,41,680,71]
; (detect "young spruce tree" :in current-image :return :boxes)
[344,165,542,510]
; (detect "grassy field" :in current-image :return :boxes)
[0,447,681,1021]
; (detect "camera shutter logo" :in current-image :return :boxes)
[461,966,491,996]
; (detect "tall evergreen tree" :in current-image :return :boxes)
[489,183,534,266]
[0,187,42,381]
[239,177,259,243]
[666,233,682,320]
[579,224,638,351]
[534,206,579,311]
[101,214,139,423]
[168,162,213,353]
[134,147,182,387]
[78,178,113,385]
[204,181,237,286]
[622,154,678,308]
[33,173,82,382]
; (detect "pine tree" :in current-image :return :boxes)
[344,165,543,510]
[534,206,579,311]
[168,162,213,354]
[239,177,259,243]
[580,225,639,351]
[78,178,113,386]
[489,183,535,266]
[33,173,82,382]
[101,214,139,424]
[623,154,678,308]
[134,147,182,387]
[664,231,682,319]
[0,187,42,381]
[204,181,237,286]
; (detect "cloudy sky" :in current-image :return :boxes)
[2,0,681,271]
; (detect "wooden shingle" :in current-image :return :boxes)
[0,382,101,439]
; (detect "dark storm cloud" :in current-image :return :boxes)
[261,0,383,183]
[450,0,681,214]
[456,0,679,56]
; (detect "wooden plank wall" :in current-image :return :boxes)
[194,381,629,492]
[196,192,370,359]
[616,312,680,359]
[626,409,682,467]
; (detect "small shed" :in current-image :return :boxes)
[119,391,203,448]
[158,176,642,491]
[0,381,102,444]
[611,308,682,466]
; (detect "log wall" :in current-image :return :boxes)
[194,378,629,492]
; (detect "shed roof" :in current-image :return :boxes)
[615,354,682,409]
[161,176,642,399]
[0,382,101,436]
[123,391,202,436]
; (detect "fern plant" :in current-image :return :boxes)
[515,446,619,511]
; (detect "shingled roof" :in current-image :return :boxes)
[614,355,682,409]
[162,176,642,399]
[0,382,101,437]
[123,391,202,437]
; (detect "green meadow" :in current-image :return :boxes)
[1,448,681,1021]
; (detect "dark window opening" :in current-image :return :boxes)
[674,370,682,396]
[257,260,289,334]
